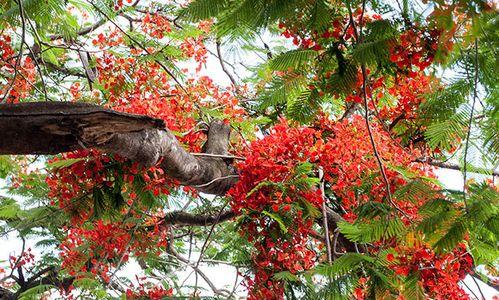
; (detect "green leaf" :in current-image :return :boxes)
[262,210,288,234]
[0,198,21,221]
[338,218,405,243]
[314,253,374,277]
[246,180,277,198]
[73,277,100,290]
[41,48,60,66]
[46,158,85,169]
[259,72,308,109]
[425,110,468,151]
[270,49,317,71]
[434,218,467,253]
[0,156,16,178]
[352,20,398,66]
[286,89,322,123]
[181,0,230,21]
[273,271,300,282]
[403,272,425,300]
[19,284,54,300]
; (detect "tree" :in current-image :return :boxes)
[0,0,497,299]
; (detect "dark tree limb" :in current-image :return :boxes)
[414,157,499,177]
[158,210,236,227]
[0,102,238,195]
[0,287,14,299]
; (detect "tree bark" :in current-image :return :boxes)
[0,102,237,195]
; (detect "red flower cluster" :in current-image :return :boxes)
[318,115,430,219]
[180,36,208,72]
[389,26,440,72]
[229,121,324,299]
[228,115,441,297]
[126,276,173,300]
[377,73,435,121]
[389,243,473,300]
[0,34,36,103]
[46,149,171,224]
[142,13,172,39]
[60,220,168,282]
[9,248,35,269]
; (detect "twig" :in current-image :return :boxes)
[461,278,481,300]
[191,175,239,188]
[167,235,230,297]
[349,0,408,219]
[319,168,332,264]
[191,153,246,160]
[193,201,229,295]
[462,38,479,210]
[470,273,486,300]
[215,41,239,90]
[88,1,188,94]
[1,0,26,103]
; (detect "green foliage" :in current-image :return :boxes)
[419,79,471,121]
[273,270,300,282]
[0,156,16,178]
[418,183,499,255]
[262,210,288,233]
[314,253,374,277]
[338,217,406,243]
[425,109,468,150]
[18,284,54,300]
[306,251,399,299]
[0,196,21,221]
[258,72,308,110]
[402,272,425,300]
[286,89,323,123]
[181,0,230,21]
[269,49,318,71]
[327,63,359,95]
[352,20,399,66]
[393,179,438,203]
[46,158,85,169]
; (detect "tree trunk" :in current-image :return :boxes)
[0,102,237,195]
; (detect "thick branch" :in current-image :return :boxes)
[0,102,237,195]
[159,210,236,227]
[415,157,499,177]
[0,286,14,299]
[49,19,107,41]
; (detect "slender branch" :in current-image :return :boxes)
[49,19,107,41]
[348,1,407,218]
[414,157,498,177]
[158,210,236,227]
[167,237,231,297]
[193,201,229,295]
[470,273,486,300]
[49,0,142,40]
[319,168,332,264]
[23,20,49,101]
[191,153,246,160]
[215,41,238,89]
[1,0,25,103]
[463,38,479,210]
[88,1,187,94]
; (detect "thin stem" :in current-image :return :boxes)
[319,168,332,264]
[88,1,187,94]
[1,0,25,103]
[462,38,479,210]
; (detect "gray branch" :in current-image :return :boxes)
[0,102,237,195]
